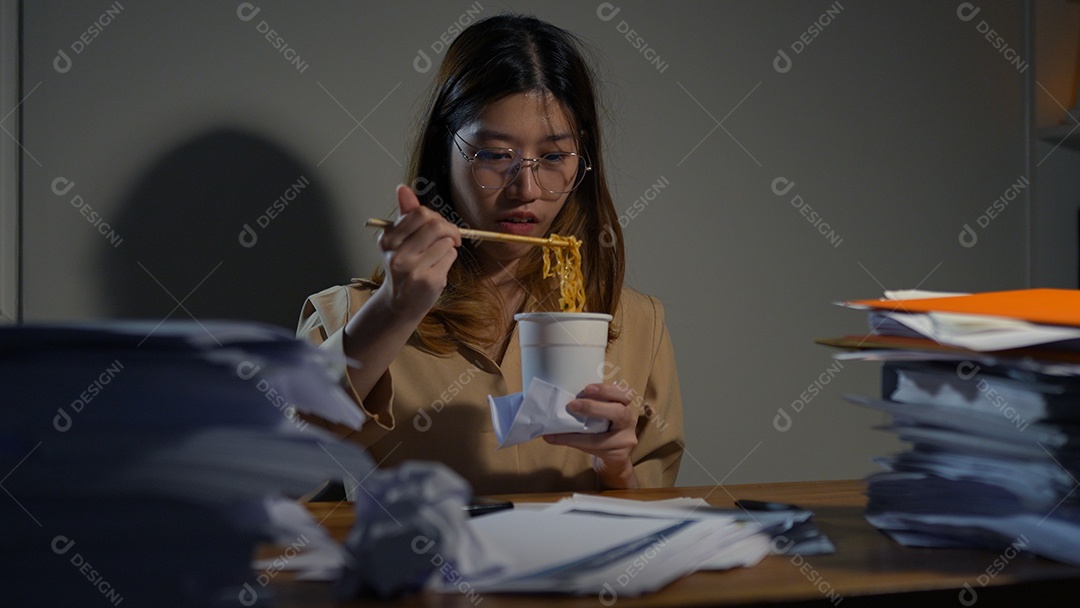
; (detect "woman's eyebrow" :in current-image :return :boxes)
[543,133,575,143]
[469,128,513,143]
[470,128,575,145]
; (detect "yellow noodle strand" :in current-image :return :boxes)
[543,235,586,312]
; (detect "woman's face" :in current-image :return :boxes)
[450,92,578,266]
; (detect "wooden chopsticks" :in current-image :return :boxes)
[365,218,569,247]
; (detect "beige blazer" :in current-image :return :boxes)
[297,282,684,495]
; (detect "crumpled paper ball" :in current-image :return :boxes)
[337,461,500,598]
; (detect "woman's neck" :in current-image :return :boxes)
[478,256,522,295]
[476,257,528,362]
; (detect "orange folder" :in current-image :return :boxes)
[845,288,1080,328]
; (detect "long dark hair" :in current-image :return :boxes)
[378,14,625,354]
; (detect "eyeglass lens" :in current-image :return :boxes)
[471,149,586,193]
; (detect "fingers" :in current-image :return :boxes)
[429,238,459,277]
[542,386,642,490]
[543,421,637,454]
[386,232,451,268]
[543,383,639,451]
[375,185,462,317]
[564,384,635,430]
[577,383,632,405]
[380,187,462,253]
[396,183,420,215]
[566,398,632,431]
[572,384,634,426]
[544,429,632,450]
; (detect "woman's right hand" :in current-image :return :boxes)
[339,185,459,401]
[374,184,461,320]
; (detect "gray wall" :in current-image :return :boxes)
[1032,0,1080,288]
[19,1,1039,486]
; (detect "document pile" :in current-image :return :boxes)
[419,494,831,597]
[823,289,1080,566]
[0,321,374,607]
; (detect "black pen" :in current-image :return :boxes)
[734,499,802,512]
[464,499,514,517]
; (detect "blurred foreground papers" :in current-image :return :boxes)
[824,289,1080,566]
[0,321,373,607]
[422,494,834,597]
[268,495,831,599]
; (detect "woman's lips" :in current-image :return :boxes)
[497,219,538,236]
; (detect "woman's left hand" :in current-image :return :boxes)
[543,383,640,489]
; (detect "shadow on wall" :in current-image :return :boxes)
[100,128,350,329]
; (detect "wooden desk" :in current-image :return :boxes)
[272,480,1080,607]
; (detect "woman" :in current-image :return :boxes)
[298,14,683,494]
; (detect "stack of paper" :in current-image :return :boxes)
[267,492,832,598]
[0,321,373,607]
[421,494,832,597]
[835,288,1080,354]
[823,289,1080,566]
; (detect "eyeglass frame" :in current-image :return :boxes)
[449,129,592,195]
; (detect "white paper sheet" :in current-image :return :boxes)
[488,378,608,448]
[441,509,767,596]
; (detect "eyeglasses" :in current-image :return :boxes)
[451,131,591,194]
